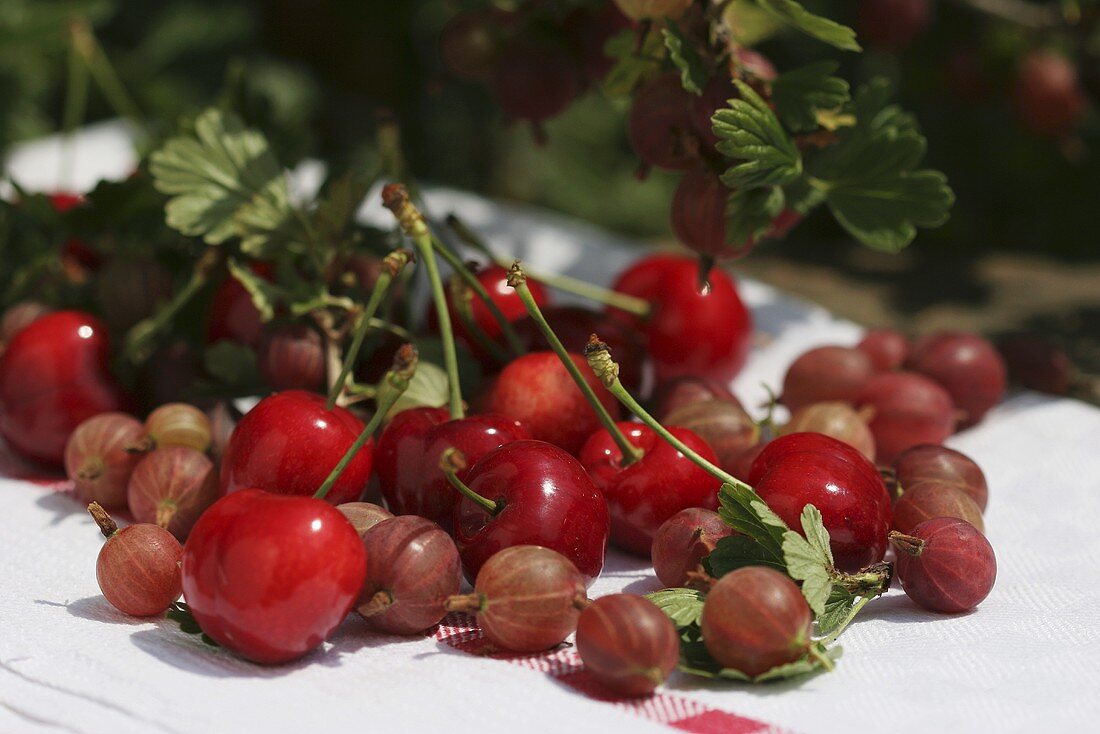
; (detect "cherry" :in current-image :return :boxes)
[1012,51,1085,138]
[890,518,996,613]
[490,40,579,141]
[856,0,931,52]
[127,447,220,540]
[997,334,1074,396]
[0,310,128,465]
[356,515,462,635]
[892,444,988,512]
[781,346,876,412]
[445,441,610,582]
[892,484,984,535]
[748,433,892,572]
[258,323,326,392]
[219,390,373,505]
[579,422,721,556]
[612,0,692,22]
[89,503,183,617]
[206,262,273,348]
[780,402,876,461]
[484,351,620,455]
[444,545,588,653]
[651,508,733,588]
[65,413,147,509]
[93,256,173,333]
[48,191,85,213]
[857,328,909,372]
[375,406,530,531]
[182,489,366,664]
[628,73,698,172]
[337,502,394,538]
[700,566,812,677]
[855,372,956,464]
[145,402,212,453]
[907,331,1006,427]
[662,399,760,476]
[575,594,680,697]
[609,254,753,384]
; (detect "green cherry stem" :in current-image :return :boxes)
[315,344,418,501]
[584,335,749,490]
[445,214,652,319]
[439,447,499,515]
[326,248,413,410]
[383,184,465,419]
[509,262,643,466]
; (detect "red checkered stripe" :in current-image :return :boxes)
[433,612,788,734]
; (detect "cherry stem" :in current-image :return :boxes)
[360,590,393,617]
[445,214,652,318]
[439,448,498,516]
[326,248,413,410]
[888,530,926,558]
[443,593,484,614]
[314,344,418,501]
[584,335,749,490]
[509,262,643,466]
[817,595,873,647]
[87,502,117,539]
[383,184,464,419]
[429,234,526,357]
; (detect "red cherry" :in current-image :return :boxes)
[0,311,127,465]
[856,372,957,463]
[579,422,720,555]
[207,263,274,348]
[907,331,1006,428]
[375,406,530,530]
[749,433,892,572]
[451,440,610,582]
[857,0,931,52]
[48,191,85,213]
[1012,51,1085,138]
[628,73,698,171]
[609,254,752,384]
[857,328,910,372]
[219,390,373,505]
[484,351,620,455]
[182,489,366,664]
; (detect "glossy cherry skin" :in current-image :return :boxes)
[749,433,892,572]
[609,254,752,384]
[453,440,610,583]
[484,351,621,455]
[220,390,373,505]
[579,423,720,556]
[0,311,127,464]
[181,489,366,664]
[375,406,530,531]
[206,263,273,348]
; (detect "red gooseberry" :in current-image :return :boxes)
[575,594,680,697]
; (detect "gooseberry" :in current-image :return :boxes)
[89,502,183,617]
[65,413,147,509]
[575,594,680,697]
[127,447,220,540]
[891,518,996,613]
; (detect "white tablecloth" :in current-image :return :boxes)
[3,126,1099,734]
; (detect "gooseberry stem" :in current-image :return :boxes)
[443,593,484,614]
[439,448,499,516]
[584,336,748,489]
[888,530,926,557]
[314,344,418,501]
[326,248,413,410]
[87,502,117,538]
[509,262,643,466]
[383,184,464,419]
[445,214,652,318]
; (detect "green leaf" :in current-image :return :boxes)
[783,178,827,215]
[679,639,842,682]
[149,107,295,255]
[226,258,281,322]
[817,587,857,636]
[647,588,706,628]
[771,62,851,133]
[601,29,665,98]
[706,534,787,578]
[725,186,785,249]
[166,602,219,647]
[661,21,707,95]
[203,341,259,386]
[312,169,378,243]
[756,0,861,52]
[716,481,789,559]
[722,0,785,46]
[385,361,450,421]
[782,505,834,615]
[713,81,802,190]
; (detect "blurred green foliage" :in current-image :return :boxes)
[1,0,1097,257]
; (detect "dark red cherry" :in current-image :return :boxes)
[628,73,698,171]
[453,440,610,582]
[0,311,127,465]
[855,372,956,464]
[375,406,530,531]
[907,332,1006,428]
[181,489,366,664]
[206,263,274,348]
[219,390,373,505]
[484,351,620,455]
[579,422,720,556]
[609,254,752,384]
[749,433,892,572]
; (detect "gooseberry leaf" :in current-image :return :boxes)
[716,481,789,561]
[679,635,841,682]
[725,186,785,249]
[771,62,851,132]
[602,29,665,98]
[705,534,787,578]
[662,21,707,95]
[166,602,219,647]
[647,588,706,628]
[817,588,858,636]
[721,0,785,47]
[755,0,861,52]
[227,257,282,322]
[713,81,802,190]
[203,341,259,387]
[782,505,834,615]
